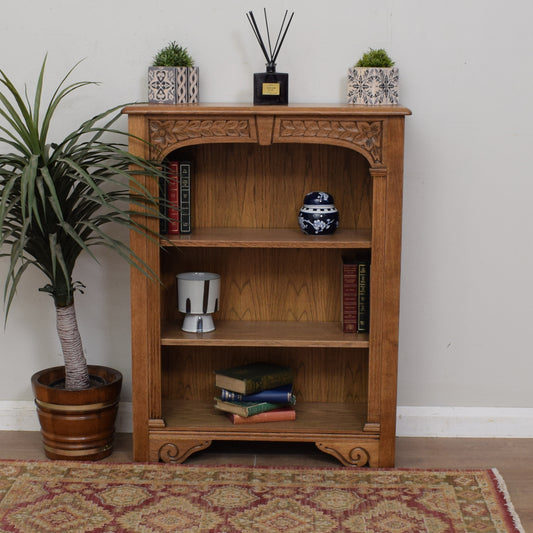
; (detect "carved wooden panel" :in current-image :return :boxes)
[149,118,257,156]
[275,119,383,165]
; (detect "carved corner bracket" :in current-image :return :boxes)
[152,438,212,463]
[315,440,379,467]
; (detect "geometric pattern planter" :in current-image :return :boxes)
[148,66,200,104]
[348,67,399,105]
[187,66,200,103]
[148,66,176,104]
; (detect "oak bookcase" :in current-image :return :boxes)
[124,104,411,466]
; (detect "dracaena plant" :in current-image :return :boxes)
[0,58,164,390]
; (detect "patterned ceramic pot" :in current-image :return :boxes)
[347,67,399,105]
[148,66,199,104]
[298,191,339,235]
[148,66,177,104]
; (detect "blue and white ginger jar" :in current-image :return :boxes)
[298,191,339,235]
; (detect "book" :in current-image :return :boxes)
[179,161,191,233]
[159,172,168,235]
[214,397,286,417]
[215,362,294,395]
[226,406,296,424]
[341,256,358,333]
[357,261,370,333]
[219,384,295,404]
[167,161,180,235]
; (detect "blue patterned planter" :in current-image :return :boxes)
[347,67,399,105]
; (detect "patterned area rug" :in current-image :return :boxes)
[0,461,524,532]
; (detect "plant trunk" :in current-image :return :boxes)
[56,303,90,390]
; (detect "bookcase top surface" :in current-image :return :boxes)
[122,103,412,117]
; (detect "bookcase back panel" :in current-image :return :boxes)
[161,248,370,322]
[170,143,372,230]
[161,346,368,404]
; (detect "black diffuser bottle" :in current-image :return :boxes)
[254,63,288,105]
[247,9,294,106]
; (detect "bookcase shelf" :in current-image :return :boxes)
[162,400,369,433]
[162,228,372,249]
[125,103,410,467]
[161,320,370,348]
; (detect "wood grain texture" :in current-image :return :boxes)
[177,143,372,231]
[161,347,368,403]
[162,248,360,323]
[124,104,409,466]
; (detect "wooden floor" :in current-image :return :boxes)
[0,433,531,530]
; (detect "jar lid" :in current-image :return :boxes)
[303,191,334,205]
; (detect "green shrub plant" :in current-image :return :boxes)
[153,41,194,67]
[355,48,395,68]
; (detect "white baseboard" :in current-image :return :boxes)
[1,402,532,438]
[0,401,133,433]
[396,406,533,438]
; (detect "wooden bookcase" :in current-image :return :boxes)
[124,104,410,466]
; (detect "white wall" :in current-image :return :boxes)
[1,0,532,417]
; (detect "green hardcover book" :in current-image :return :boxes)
[214,362,294,395]
[214,398,286,417]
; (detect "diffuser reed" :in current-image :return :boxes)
[246,9,294,105]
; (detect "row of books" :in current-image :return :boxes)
[160,160,192,235]
[342,255,370,333]
[214,362,296,424]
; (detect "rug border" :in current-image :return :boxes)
[489,468,525,533]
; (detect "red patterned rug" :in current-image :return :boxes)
[0,461,524,532]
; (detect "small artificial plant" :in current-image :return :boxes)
[153,41,194,67]
[0,57,165,391]
[355,48,395,68]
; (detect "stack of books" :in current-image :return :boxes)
[341,255,370,333]
[214,362,296,424]
[160,159,192,235]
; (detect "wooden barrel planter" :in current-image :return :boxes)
[31,365,122,461]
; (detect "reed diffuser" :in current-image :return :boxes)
[246,9,294,105]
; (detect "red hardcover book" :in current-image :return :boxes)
[167,161,180,234]
[357,261,370,333]
[342,257,358,333]
[226,407,296,424]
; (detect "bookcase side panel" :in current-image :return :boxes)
[376,116,406,466]
[127,115,162,461]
